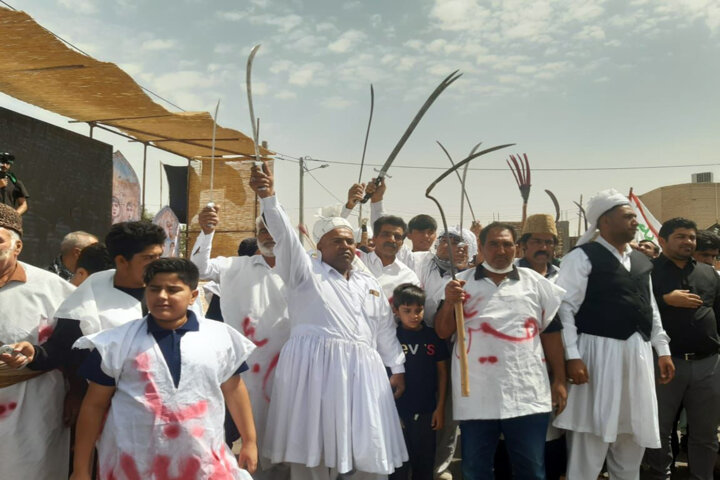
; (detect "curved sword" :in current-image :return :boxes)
[246,44,262,165]
[361,70,462,203]
[574,201,588,231]
[206,99,221,228]
[545,189,561,223]
[426,141,515,398]
[358,84,374,183]
[436,141,479,232]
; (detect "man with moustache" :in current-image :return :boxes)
[643,218,720,480]
[250,163,407,480]
[553,189,675,479]
[435,222,567,479]
[516,214,560,281]
[191,210,291,480]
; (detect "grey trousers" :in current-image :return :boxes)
[643,353,720,480]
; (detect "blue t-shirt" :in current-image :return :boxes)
[395,324,449,416]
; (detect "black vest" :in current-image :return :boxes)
[575,242,654,341]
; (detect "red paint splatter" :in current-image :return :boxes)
[0,405,5,415]
[105,470,117,480]
[38,325,53,344]
[458,318,540,359]
[135,353,208,424]
[462,293,481,318]
[8,402,16,410]
[262,353,280,402]
[209,449,236,480]
[164,424,181,438]
[480,318,539,342]
[242,316,269,347]
[191,425,205,438]
[120,453,141,480]
[478,356,498,364]
[251,364,260,373]
[152,455,201,480]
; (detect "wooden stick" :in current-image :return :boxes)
[454,302,470,397]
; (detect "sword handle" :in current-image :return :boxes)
[205,202,217,230]
[360,176,381,204]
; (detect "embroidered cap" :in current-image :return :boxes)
[0,204,22,237]
[312,216,354,243]
[521,214,557,238]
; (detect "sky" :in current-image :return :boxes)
[2,0,720,235]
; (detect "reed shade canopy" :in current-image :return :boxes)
[0,7,272,160]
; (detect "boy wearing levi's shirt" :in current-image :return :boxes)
[391,283,449,480]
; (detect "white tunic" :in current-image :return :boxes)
[261,195,407,475]
[0,262,75,480]
[414,253,452,326]
[53,269,142,335]
[448,266,564,420]
[356,250,420,301]
[552,237,670,448]
[191,232,291,466]
[74,316,256,480]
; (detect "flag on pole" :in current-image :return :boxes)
[628,190,662,244]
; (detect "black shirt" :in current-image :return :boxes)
[28,284,146,372]
[0,176,29,209]
[651,254,720,356]
[395,324,449,416]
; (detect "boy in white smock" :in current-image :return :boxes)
[71,258,257,480]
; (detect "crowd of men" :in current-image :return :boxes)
[1,160,720,480]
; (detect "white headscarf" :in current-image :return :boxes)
[312,216,354,243]
[576,188,630,246]
[435,226,478,263]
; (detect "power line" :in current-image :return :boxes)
[304,168,344,204]
[274,150,719,172]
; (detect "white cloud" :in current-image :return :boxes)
[370,14,382,28]
[321,96,353,109]
[288,63,324,86]
[404,39,424,50]
[274,90,297,99]
[328,30,367,53]
[58,0,98,15]
[429,0,492,32]
[217,11,247,21]
[141,38,177,51]
[575,25,606,41]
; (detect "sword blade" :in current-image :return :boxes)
[358,84,374,183]
[246,44,262,162]
[361,70,462,203]
[209,99,220,204]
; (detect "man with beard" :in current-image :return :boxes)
[516,214,560,281]
[0,204,75,479]
[191,209,291,480]
[251,164,407,480]
[693,230,720,268]
[553,189,674,479]
[643,218,720,480]
[435,222,567,479]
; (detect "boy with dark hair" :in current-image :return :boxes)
[391,283,449,480]
[70,243,114,287]
[407,214,438,253]
[71,258,257,480]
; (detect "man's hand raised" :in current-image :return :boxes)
[346,183,365,210]
[199,205,220,235]
[249,162,274,198]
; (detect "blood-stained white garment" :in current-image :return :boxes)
[74,315,256,480]
[191,232,290,467]
[260,195,407,475]
[553,237,670,448]
[356,250,420,301]
[53,269,142,334]
[447,266,564,420]
[0,262,75,480]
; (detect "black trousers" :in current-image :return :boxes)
[391,412,437,480]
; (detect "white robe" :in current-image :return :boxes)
[0,262,75,480]
[75,316,256,480]
[261,195,408,475]
[191,232,291,468]
[53,269,142,335]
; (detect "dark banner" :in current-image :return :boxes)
[163,164,188,223]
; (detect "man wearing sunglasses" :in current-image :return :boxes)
[0,152,29,215]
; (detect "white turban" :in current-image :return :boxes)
[312,216,354,243]
[436,226,478,261]
[576,188,630,246]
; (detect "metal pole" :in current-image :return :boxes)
[578,194,583,236]
[299,156,305,243]
[141,143,148,217]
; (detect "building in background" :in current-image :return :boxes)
[639,173,720,229]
